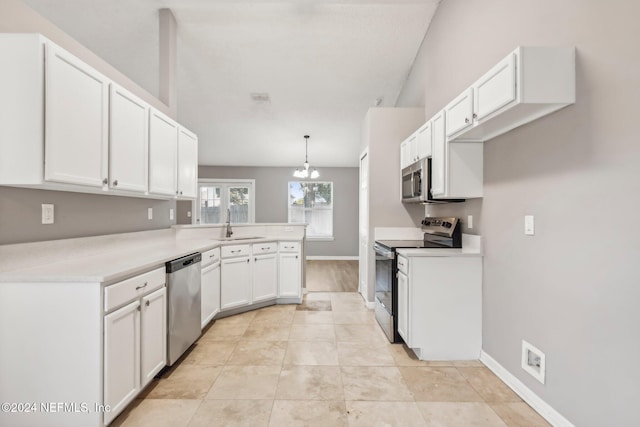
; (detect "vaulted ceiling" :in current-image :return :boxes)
[23,0,439,167]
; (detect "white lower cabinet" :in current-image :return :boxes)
[253,252,278,302]
[221,255,252,310]
[395,253,482,360]
[201,256,221,328]
[103,269,166,425]
[278,241,302,299]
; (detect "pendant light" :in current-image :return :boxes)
[293,135,319,179]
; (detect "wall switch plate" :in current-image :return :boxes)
[521,340,546,384]
[187,211,191,218]
[41,204,54,224]
[524,215,535,235]
[148,208,153,220]
[169,208,174,220]
[467,215,473,229]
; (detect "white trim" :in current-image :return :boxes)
[365,301,375,309]
[480,350,575,427]
[306,236,335,242]
[199,178,255,184]
[306,256,359,261]
[195,179,256,225]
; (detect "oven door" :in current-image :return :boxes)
[401,170,414,200]
[373,243,396,342]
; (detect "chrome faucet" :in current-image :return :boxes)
[225,208,233,238]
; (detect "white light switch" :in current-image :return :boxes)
[169,208,174,220]
[524,215,535,235]
[187,211,192,218]
[41,204,54,224]
[148,208,153,220]
[467,215,473,229]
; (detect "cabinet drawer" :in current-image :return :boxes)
[104,267,165,312]
[279,241,300,253]
[397,256,409,275]
[252,242,277,254]
[221,244,250,258]
[201,247,221,267]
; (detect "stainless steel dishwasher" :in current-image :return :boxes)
[165,252,202,365]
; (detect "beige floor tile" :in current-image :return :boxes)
[490,402,551,427]
[296,299,333,311]
[226,340,287,365]
[186,400,273,427]
[452,360,485,367]
[289,323,336,341]
[417,402,508,427]
[284,341,340,365]
[181,340,237,365]
[331,311,375,325]
[206,365,281,400]
[143,365,221,399]
[303,292,334,301]
[200,322,248,341]
[457,367,522,402]
[111,399,201,427]
[275,366,344,400]
[243,322,291,340]
[387,343,435,366]
[337,342,395,366]
[215,310,257,325]
[252,306,296,324]
[330,292,365,303]
[334,324,388,344]
[399,367,483,402]
[341,366,414,401]
[331,300,368,312]
[269,400,348,427]
[346,401,427,426]
[293,311,334,324]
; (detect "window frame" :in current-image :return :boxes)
[193,178,256,225]
[287,180,334,241]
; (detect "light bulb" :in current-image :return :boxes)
[310,169,319,179]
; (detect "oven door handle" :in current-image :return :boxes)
[373,243,394,259]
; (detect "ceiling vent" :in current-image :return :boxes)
[250,93,271,104]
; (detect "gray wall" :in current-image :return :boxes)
[198,166,358,257]
[0,1,177,246]
[396,1,640,425]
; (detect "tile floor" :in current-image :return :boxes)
[112,292,550,426]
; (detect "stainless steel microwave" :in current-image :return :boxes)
[401,158,464,204]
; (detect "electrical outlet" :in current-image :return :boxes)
[41,204,54,225]
[467,215,473,229]
[521,340,546,384]
[187,211,191,218]
[524,215,535,235]
[148,208,153,220]
[169,208,174,220]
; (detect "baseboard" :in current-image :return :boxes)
[305,256,359,261]
[480,350,574,427]
[365,301,375,309]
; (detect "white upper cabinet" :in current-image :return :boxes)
[430,110,446,197]
[400,121,431,169]
[445,88,473,138]
[44,42,109,188]
[449,46,575,141]
[177,127,198,199]
[109,84,149,193]
[415,121,432,160]
[400,138,411,169]
[149,110,178,197]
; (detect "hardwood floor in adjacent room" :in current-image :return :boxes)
[305,260,358,292]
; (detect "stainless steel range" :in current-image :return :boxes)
[373,217,462,343]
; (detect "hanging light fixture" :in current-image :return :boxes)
[293,135,319,179]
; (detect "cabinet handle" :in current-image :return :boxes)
[465,117,470,124]
[255,257,257,262]
[113,179,118,187]
[136,282,148,290]
[210,255,215,258]
[180,191,183,195]
[137,305,141,312]
[247,259,250,263]
[231,250,241,254]
[472,113,477,119]
[295,255,298,259]
[102,178,108,185]
[175,190,179,195]
[145,300,150,307]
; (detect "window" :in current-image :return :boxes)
[196,179,255,224]
[288,181,333,239]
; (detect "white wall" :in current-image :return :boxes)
[396,1,640,425]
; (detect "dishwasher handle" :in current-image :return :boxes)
[166,253,202,273]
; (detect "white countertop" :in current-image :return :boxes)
[396,247,482,257]
[0,235,303,284]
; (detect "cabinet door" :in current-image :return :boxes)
[430,110,446,197]
[149,110,178,196]
[400,139,411,169]
[416,122,432,160]
[201,262,221,328]
[445,88,473,137]
[141,287,166,387]
[221,257,252,310]
[279,252,301,298]
[407,134,418,164]
[473,53,517,121]
[397,271,409,345]
[253,253,278,302]
[104,300,140,425]
[109,84,148,193]
[45,43,108,187]
[178,127,198,198]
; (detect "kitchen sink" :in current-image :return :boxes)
[217,236,264,241]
